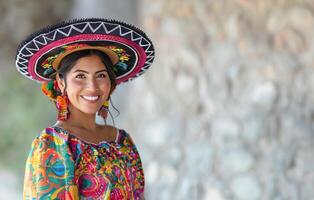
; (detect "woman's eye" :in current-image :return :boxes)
[97,74,107,78]
[75,74,85,79]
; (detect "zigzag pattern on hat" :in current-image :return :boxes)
[16,19,155,83]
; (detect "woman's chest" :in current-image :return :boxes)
[69,141,144,199]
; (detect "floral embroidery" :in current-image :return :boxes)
[23,127,145,199]
[107,46,131,72]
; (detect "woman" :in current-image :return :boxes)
[15,18,155,199]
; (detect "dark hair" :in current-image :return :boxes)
[57,49,117,94]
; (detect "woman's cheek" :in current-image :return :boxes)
[98,79,111,88]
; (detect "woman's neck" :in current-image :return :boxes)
[56,104,98,131]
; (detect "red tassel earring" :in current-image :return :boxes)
[56,94,70,121]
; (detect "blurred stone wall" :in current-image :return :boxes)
[0,0,72,60]
[121,0,314,199]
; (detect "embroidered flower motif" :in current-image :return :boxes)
[111,188,124,200]
[107,46,130,72]
[40,44,91,74]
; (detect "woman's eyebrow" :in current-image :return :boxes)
[73,69,107,74]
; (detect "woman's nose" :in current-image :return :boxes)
[87,77,99,91]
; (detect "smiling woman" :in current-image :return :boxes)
[15,18,155,199]
[56,50,116,120]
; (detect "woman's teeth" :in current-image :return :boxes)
[82,96,99,101]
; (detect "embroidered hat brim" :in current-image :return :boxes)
[51,46,119,71]
[15,18,155,84]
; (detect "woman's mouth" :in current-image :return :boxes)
[81,95,100,102]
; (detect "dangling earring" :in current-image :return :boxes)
[98,99,109,121]
[56,94,70,121]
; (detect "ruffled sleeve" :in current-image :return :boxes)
[23,128,79,200]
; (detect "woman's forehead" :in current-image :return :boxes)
[70,55,107,73]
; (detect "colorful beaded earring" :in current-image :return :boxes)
[55,80,70,121]
[98,99,110,121]
[56,93,69,121]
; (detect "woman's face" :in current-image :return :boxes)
[57,55,112,115]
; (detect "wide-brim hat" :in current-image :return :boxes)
[15,18,155,84]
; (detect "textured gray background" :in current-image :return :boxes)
[127,0,314,199]
[0,0,313,199]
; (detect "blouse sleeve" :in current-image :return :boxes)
[123,130,145,198]
[23,129,79,200]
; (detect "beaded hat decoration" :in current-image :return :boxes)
[15,18,155,84]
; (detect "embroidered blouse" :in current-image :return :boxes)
[23,126,145,200]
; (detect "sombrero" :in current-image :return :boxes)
[15,18,155,84]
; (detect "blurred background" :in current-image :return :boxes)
[0,0,314,199]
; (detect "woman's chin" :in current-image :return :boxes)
[73,107,100,115]
[69,102,102,115]
[81,108,100,115]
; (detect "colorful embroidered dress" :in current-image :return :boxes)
[23,127,145,200]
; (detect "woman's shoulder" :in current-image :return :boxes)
[26,127,74,168]
[31,126,70,147]
[114,128,139,147]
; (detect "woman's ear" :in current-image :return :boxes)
[56,73,66,94]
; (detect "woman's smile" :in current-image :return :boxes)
[81,95,100,102]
